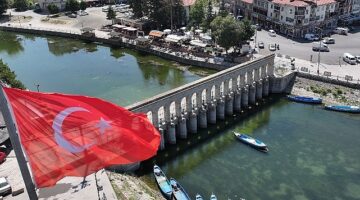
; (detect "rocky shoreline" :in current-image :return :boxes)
[291,77,360,106]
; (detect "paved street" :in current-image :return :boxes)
[255,28,360,65]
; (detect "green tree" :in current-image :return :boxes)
[189,0,205,27]
[47,3,59,14]
[201,0,214,31]
[106,6,116,20]
[218,0,228,17]
[13,0,28,11]
[210,15,240,53]
[79,0,86,11]
[65,0,79,13]
[0,0,8,16]
[239,19,255,42]
[128,0,143,18]
[0,59,25,89]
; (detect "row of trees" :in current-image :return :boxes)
[0,0,31,14]
[48,0,87,14]
[0,59,25,89]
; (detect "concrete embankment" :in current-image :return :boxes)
[0,26,234,71]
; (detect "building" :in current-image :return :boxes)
[352,0,360,14]
[234,0,254,20]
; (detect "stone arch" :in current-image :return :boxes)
[147,111,153,124]
[220,82,224,96]
[211,85,216,100]
[180,97,187,113]
[169,101,176,119]
[228,78,233,91]
[191,93,197,109]
[201,89,207,104]
[158,106,165,124]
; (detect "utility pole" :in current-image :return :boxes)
[316,27,322,75]
[170,0,173,33]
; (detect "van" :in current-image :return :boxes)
[333,27,348,35]
[343,53,357,65]
[305,33,319,41]
[312,42,329,52]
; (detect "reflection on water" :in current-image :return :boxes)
[0,31,24,56]
[142,98,360,200]
[0,31,202,106]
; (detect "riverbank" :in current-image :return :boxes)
[291,77,360,106]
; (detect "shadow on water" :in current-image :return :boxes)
[0,31,24,56]
[137,94,287,176]
[47,37,98,56]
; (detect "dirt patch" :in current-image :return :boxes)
[9,15,32,23]
[41,17,69,25]
[291,77,360,106]
[108,172,164,200]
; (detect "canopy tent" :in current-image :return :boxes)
[149,30,164,38]
[180,27,186,31]
[165,35,183,43]
[195,29,203,34]
[123,27,137,31]
[200,34,212,41]
[190,40,208,48]
[163,29,171,34]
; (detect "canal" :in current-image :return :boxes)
[1,31,360,200]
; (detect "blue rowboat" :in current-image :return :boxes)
[325,105,360,113]
[195,194,203,200]
[169,178,191,200]
[234,132,268,152]
[287,95,322,104]
[210,193,217,200]
[153,165,172,199]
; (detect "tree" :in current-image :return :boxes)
[0,59,25,89]
[0,0,8,16]
[210,15,240,53]
[128,0,143,18]
[239,20,255,42]
[218,0,228,17]
[106,6,116,20]
[201,0,214,31]
[47,3,59,14]
[189,0,205,27]
[79,0,86,11]
[13,0,29,11]
[65,0,80,13]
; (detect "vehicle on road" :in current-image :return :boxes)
[0,151,6,163]
[268,30,276,37]
[356,55,360,63]
[68,13,77,18]
[322,37,335,44]
[269,43,276,51]
[258,41,264,48]
[79,11,88,16]
[343,53,357,65]
[0,177,11,196]
[312,42,329,52]
[333,27,348,35]
[304,33,319,41]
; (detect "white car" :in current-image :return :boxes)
[0,177,11,196]
[355,55,360,63]
[269,44,276,51]
[269,30,276,37]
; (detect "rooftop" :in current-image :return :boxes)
[272,0,309,7]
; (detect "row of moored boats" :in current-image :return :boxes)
[154,165,218,200]
[287,95,360,113]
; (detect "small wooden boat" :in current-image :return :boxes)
[287,95,322,104]
[234,132,268,152]
[325,105,360,113]
[153,165,172,199]
[210,193,217,200]
[195,194,203,200]
[169,178,191,200]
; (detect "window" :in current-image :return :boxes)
[271,13,272,17]
[281,15,283,20]
[271,4,273,9]
[290,9,293,14]
[306,9,309,14]
[281,7,284,11]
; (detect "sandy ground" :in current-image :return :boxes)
[108,172,164,200]
[291,77,360,106]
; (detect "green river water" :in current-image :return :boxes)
[1,31,360,200]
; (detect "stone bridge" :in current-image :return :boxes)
[126,54,294,150]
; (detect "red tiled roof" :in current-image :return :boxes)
[272,0,309,7]
[313,0,336,5]
[242,0,253,4]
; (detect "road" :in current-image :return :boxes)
[254,28,360,65]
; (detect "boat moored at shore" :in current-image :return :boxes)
[325,105,360,113]
[169,178,191,200]
[287,95,322,104]
[153,165,172,199]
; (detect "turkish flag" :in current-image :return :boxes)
[2,87,160,187]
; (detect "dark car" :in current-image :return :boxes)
[258,41,264,48]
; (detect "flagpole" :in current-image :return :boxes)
[0,86,39,200]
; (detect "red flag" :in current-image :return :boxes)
[2,87,160,187]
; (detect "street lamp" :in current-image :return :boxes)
[315,27,322,75]
[34,84,40,92]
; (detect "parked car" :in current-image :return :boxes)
[0,177,11,196]
[343,53,357,65]
[312,42,329,52]
[356,55,360,63]
[68,13,77,18]
[0,151,5,163]
[322,37,335,44]
[269,44,276,51]
[304,33,319,41]
[333,27,348,35]
[258,41,264,48]
[79,11,88,16]
[268,30,276,37]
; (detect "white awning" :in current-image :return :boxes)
[190,40,207,47]
[123,27,137,31]
[200,34,212,41]
[195,29,203,33]
[112,24,126,29]
[163,29,171,34]
[165,35,183,43]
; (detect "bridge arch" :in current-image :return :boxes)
[169,101,176,119]
[158,106,165,124]
[180,97,187,113]
[147,111,153,124]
